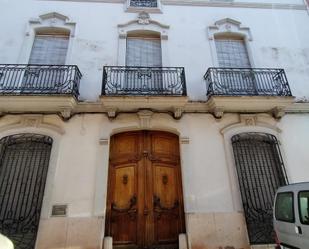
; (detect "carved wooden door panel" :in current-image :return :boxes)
[105,131,185,249]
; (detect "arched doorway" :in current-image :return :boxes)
[105,131,186,249]
[0,134,53,249]
[231,132,288,244]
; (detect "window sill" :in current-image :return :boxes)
[126,6,162,13]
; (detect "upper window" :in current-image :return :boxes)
[215,35,251,68]
[275,192,294,223]
[126,31,162,67]
[29,28,69,65]
[130,0,158,8]
[299,191,309,225]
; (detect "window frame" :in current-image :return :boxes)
[214,35,251,68]
[125,32,162,67]
[207,18,255,68]
[275,191,295,223]
[19,13,76,65]
[298,191,309,225]
[28,31,70,65]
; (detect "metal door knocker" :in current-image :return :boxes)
[123,174,128,185]
[162,175,168,185]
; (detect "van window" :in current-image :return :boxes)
[299,191,309,225]
[275,192,294,222]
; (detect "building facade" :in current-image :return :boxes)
[0,0,309,249]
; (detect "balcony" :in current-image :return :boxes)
[100,66,188,118]
[0,64,82,118]
[130,0,158,8]
[204,68,294,118]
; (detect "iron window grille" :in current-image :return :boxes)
[0,134,53,249]
[231,133,288,244]
[130,0,158,8]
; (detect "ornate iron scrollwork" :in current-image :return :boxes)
[231,132,288,244]
[153,195,179,220]
[112,195,137,220]
[0,134,53,249]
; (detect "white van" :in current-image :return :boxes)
[273,182,309,249]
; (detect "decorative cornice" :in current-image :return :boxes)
[37,0,307,10]
[118,12,169,29]
[27,11,76,37]
[220,114,282,135]
[118,12,169,39]
[161,0,306,10]
[0,115,65,135]
[208,17,252,40]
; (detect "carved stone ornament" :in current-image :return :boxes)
[107,108,117,119]
[21,115,43,127]
[173,107,184,119]
[272,106,286,119]
[27,12,76,37]
[208,18,253,41]
[137,12,150,25]
[60,108,72,120]
[0,115,65,135]
[99,138,109,145]
[180,137,190,144]
[117,12,170,38]
[137,110,153,129]
[240,114,257,126]
[212,107,224,119]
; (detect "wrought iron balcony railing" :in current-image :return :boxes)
[204,68,292,97]
[0,64,82,98]
[130,0,158,8]
[102,66,187,96]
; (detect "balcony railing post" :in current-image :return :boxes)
[102,66,107,95]
[181,67,187,96]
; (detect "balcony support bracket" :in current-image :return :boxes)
[107,108,118,119]
[60,108,73,121]
[212,107,224,119]
[173,107,184,120]
[272,106,286,119]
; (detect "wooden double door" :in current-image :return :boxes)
[105,131,186,249]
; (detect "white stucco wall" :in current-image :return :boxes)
[1,0,309,101]
[0,112,307,218]
[1,1,309,248]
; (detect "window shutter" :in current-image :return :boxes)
[29,35,69,65]
[126,37,162,67]
[215,38,251,68]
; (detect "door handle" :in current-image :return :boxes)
[295,226,302,235]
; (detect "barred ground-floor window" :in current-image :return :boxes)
[0,134,53,249]
[232,133,288,244]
